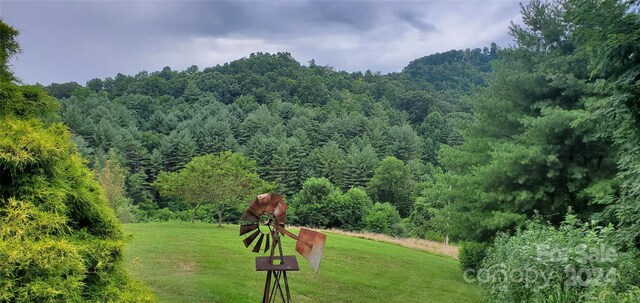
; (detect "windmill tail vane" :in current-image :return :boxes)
[272,223,326,274]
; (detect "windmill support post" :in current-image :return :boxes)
[256,227,298,303]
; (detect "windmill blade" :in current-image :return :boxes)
[295,228,327,274]
[243,230,261,248]
[257,193,276,214]
[275,213,287,224]
[240,208,260,223]
[249,201,264,216]
[273,201,288,224]
[252,234,265,253]
[239,224,258,236]
[263,233,270,253]
[269,194,284,213]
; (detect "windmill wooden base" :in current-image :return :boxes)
[256,256,298,303]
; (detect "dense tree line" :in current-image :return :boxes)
[51,47,493,228]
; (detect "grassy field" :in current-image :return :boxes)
[123,222,480,303]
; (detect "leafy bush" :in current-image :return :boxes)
[363,202,402,236]
[0,25,153,301]
[291,178,372,230]
[477,214,639,303]
[0,115,154,301]
[290,177,336,227]
[326,187,373,230]
[392,218,409,238]
[459,242,487,273]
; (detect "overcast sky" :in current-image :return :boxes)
[1,0,524,85]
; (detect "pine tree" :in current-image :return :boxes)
[342,144,379,190]
[174,130,196,170]
[307,141,346,186]
[386,124,422,162]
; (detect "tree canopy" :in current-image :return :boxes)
[153,151,271,225]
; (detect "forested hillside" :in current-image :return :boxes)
[3,0,640,301]
[49,47,496,228]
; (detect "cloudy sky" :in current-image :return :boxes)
[1,0,523,85]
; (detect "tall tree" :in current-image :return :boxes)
[95,151,127,210]
[433,0,617,242]
[386,124,422,162]
[307,141,346,186]
[153,152,270,225]
[0,20,20,82]
[566,0,640,248]
[366,157,415,217]
[342,144,379,190]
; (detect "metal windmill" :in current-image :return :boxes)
[240,193,327,303]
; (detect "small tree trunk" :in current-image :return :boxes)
[217,209,223,227]
[192,204,200,224]
[445,234,449,246]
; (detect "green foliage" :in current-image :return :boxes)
[290,177,339,228]
[0,28,153,300]
[0,19,20,82]
[126,171,153,209]
[290,178,373,230]
[386,124,422,161]
[153,151,270,225]
[94,151,137,223]
[342,144,379,190]
[44,82,82,99]
[401,47,495,91]
[0,83,60,121]
[409,170,458,240]
[330,188,374,230]
[431,0,617,242]
[458,242,487,273]
[363,202,402,236]
[565,0,640,249]
[55,48,484,224]
[366,157,415,217]
[307,141,346,187]
[479,215,639,303]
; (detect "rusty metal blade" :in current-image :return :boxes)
[240,208,260,223]
[250,200,265,216]
[257,193,276,214]
[295,228,327,274]
[275,213,287,224]
[264,233,270,253]
[252,234,264,253]
[239,224,258,236]
[270,194,284,212]
[243,230,261,248]
[273,201,288,224]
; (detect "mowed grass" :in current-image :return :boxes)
[123,222,480,303]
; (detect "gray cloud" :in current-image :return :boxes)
[1,0,522,85]
[395,10,438,32]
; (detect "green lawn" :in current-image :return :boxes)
[123,222,480,303]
